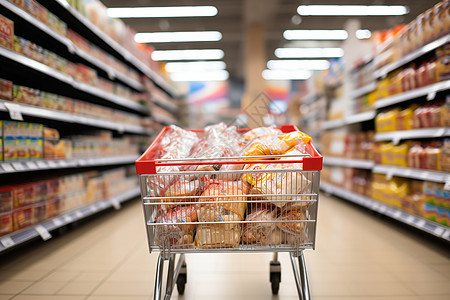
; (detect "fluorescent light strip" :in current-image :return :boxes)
[356,29,372,39]
[165,61,226,72]
[275,48,344,58]
[298,5,409,16]
[262,70,312,81]
[107,6,218,18]
[135,31,222,43]
[170,70,229,82]
[284,30,348,40]
[267,60,330,70]
[151,49,224,61]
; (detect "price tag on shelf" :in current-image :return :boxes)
[0,236,15,248]
[442,230,450,240]
[427,90,436,101]
[35,225,52,241]
[26,162,38,169]
[90,205,97,213]
[111,198,121,210]
[53,218,63,227]
[67,42,76,54]
[392,135,401,145]
[444,178,450,191]
[63,215,73,223]
[406,215,415,224]
[48,161,58,168]
[59,161,68,168]
[386,169,395,180]
[1,163,14,172]
[36,161,47,168]
[107,69,115,80]
[75,211,83,219]
[12,163,24,171]
[4,103,23,121]
[434,226,444,236]
[99,201,107,209]
[393,210,402,219]
[416,219,426,228]
[117,125,125,134]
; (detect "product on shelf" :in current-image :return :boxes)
[0,78,12,100]
[0,166,139,236]
[3,121,43,161]
[0,14,14,50]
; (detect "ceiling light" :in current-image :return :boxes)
[356,29,372,39]
[297,5,409,16]
[151,49,225,61]
[275,48,344,58]
[135,31,222,43]
[262,70,312,81]
[165,61,226,72]
[107,6,218,18]
[170,70,229,82]
[267,60,330,70]
[284,30,348,40]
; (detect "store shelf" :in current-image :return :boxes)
[152,95,179,115]
[0,47,147,113]
[346,110,376,125]
[374,127,450,142]
[153,113,179,126]
[374,80,450,109]
[0,0,144,92]
[351,82,377,99]
[0,100,150,135]
[323,157,374,169]
[0,155,139,174]
[0,187,140,252]
[322,119,345,130]
[374,33,450,79]
[322,111,376,130]
[48,0,179,98]
[373,165,450,183]
[320,182,450,242]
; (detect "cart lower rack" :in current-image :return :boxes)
[136,125,322,300]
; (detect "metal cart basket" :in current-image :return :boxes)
[135,125,322,300]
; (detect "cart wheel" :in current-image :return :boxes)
[270,260,281,295]
[176,273,186,295]
[271,275,280,295]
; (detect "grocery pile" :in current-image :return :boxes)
[143,123,318,249]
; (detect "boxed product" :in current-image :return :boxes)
[0,212,13,236]
[0,14,14,50]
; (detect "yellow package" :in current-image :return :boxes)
[381,143,395,165]
[397,104,418,130]
[243,131,311,158]
[392,142,410,167]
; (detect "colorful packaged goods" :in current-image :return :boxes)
[0,14,14,50]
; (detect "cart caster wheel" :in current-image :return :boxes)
[176,274,186,295]
[271,276,280,295]
[270,261,281,295]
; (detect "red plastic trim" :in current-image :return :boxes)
[135,125,323,174]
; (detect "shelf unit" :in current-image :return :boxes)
[374,80,450,109]
[0,47,147,113]
[351,82,377,99]
[373,165,450,183]
[0,187,140,252]
[0,0,180,248]
[323,157,374,170]
[320,182,450,242]
[374,127,450,142]
[0,155,138,173]
[374,33,450,79]
[0,0,144,92]
[0,100,151,135]
[44,0,179,99]
[322,110,376,130]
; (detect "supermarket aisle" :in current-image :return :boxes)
[0,195,449,300]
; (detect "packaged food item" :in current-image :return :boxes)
[0,212,12,236]
[441,139,450,172]
[243,162,311,209]
[154,205,197,247]
[241,205,282,245]
[242,126,283,142]
[0,14,14,50]
[0,78,12,100]
[195,180,247,248]
[435,44,450,81]
[242,131,311,158]
[408,143,424,168]
[392,142,410,167]
[276,209,308,245]
[162,178,205,208]
[425,142,442,170]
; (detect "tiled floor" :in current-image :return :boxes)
[0,194,449,300]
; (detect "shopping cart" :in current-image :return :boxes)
[135,125,322,300]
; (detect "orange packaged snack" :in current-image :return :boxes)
[243,131,311,158]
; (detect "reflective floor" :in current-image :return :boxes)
[0,194,449,300]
